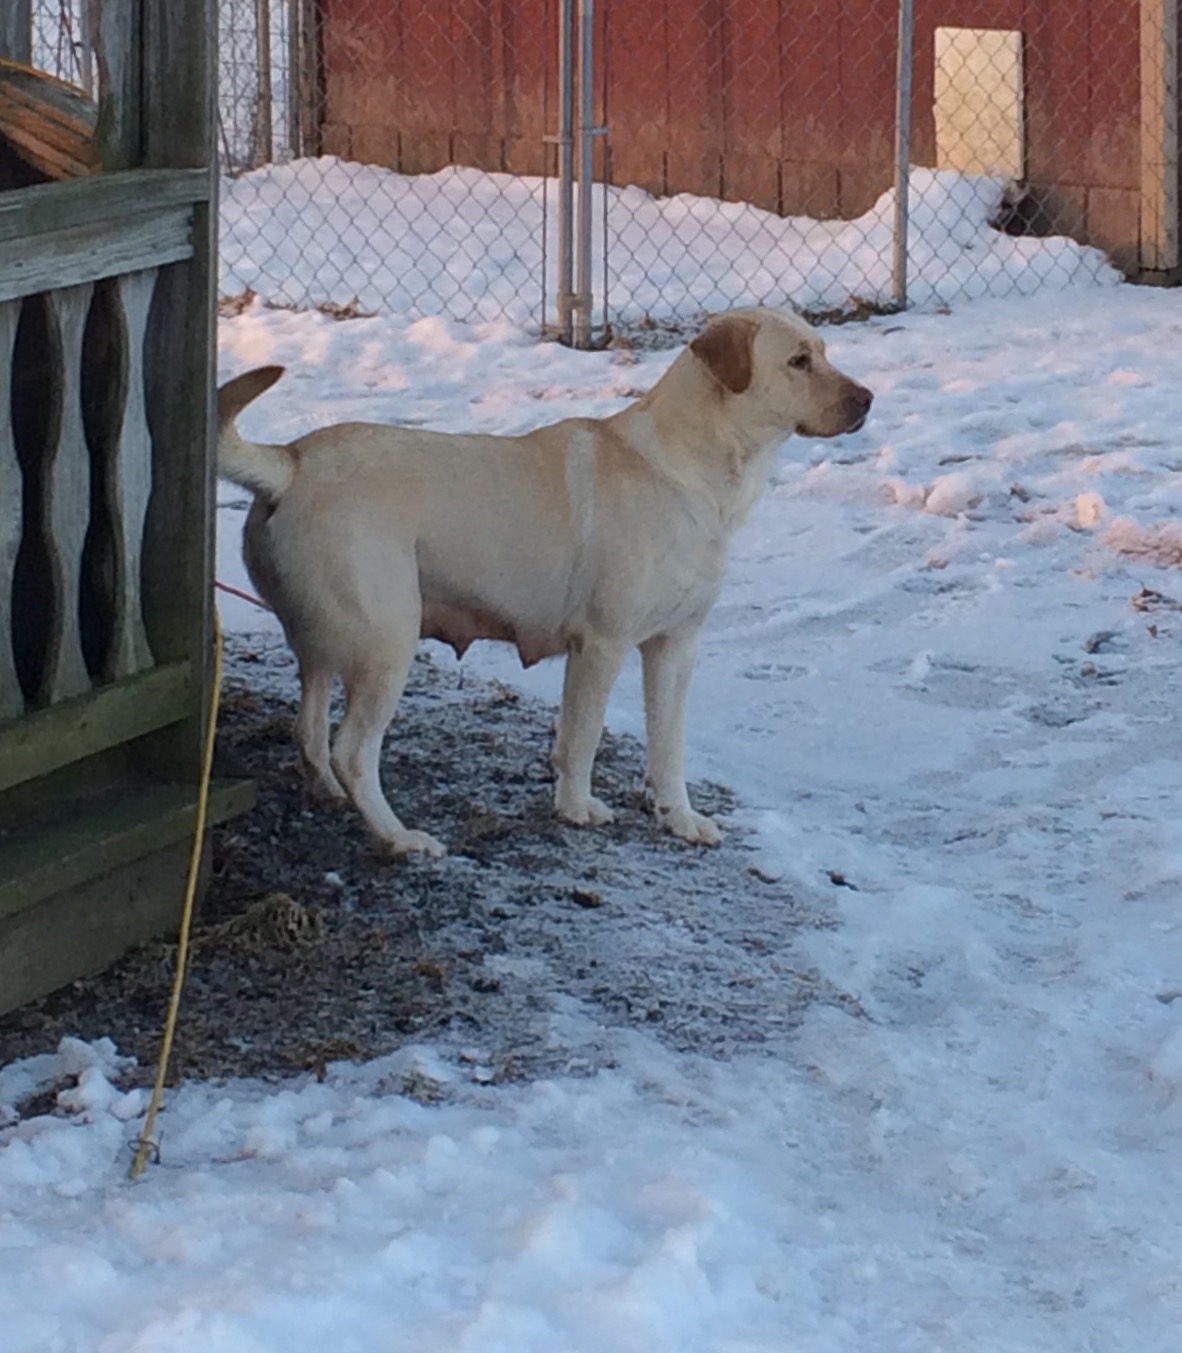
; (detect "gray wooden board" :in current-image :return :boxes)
[0,206,193,304]
[0,839,194,1016]
[0,2,32,64]
[0,771,253,929]
[97,0,142,170]
[0,298,21,722]
[108,267,158,677]
[0,659,191,792]
[0,169,209,242]
[42,281,94,704]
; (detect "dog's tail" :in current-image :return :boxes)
[217,365,293,501]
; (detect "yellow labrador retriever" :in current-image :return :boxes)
[218,307,872,857]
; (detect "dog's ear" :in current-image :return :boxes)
[691,315,758,394]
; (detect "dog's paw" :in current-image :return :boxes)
[555,793,616,828]
[383,829,448,859]
[656,803,722,846]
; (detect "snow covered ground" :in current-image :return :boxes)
[4,167,1182,1350]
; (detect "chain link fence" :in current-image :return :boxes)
[214,0,1169,340]
[217,0,564,327]
[596,0,1135,335]
[218,0,296,171]
[29,0,92,90]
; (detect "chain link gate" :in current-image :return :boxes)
[214,1,1175,341]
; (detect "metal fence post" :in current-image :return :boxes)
[573,0,596,348]
[1139,0,1180,277]
[555,0,576,344]
[892,0,915,309]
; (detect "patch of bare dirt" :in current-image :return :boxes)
[0,634,859,1087]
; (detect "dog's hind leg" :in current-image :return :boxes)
[295,660,346,801]
[331,647,446,858]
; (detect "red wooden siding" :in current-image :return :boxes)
[318,0,1153,272]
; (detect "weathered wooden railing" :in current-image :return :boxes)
[0,169,252,1010]
[1,171,201,768]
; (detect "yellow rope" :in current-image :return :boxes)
[129,608,224,1180]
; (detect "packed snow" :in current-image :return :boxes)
[4,164,1182,1350]
[219,158,1119,327]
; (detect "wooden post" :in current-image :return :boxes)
[254,0,274,166]
[0,299,23,724]
[1140,0,1180,276]
[138,0,217,784]
[0,1,32,63]
[0,0,254,1013]
[94,0,142,170]
[299,0,323,158]
[287,0,302,157]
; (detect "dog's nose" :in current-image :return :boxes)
[841,382,873,430]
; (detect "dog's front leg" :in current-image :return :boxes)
[640,626,720,845]
[552,637,628,827]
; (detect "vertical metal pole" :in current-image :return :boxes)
[556,0,576,343]
[892,0,915,309]
[1139,0,1180,275]
[574,0,596,347]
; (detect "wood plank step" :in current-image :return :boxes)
[0,661,192,793]
[0,775,255,923]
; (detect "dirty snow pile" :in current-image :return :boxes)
[3,170,1182,1351]
[220,158,1118,323]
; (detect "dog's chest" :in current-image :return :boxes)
[600,520,729,639]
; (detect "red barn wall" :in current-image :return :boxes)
[318,0,1149,273]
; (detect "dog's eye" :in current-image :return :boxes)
[788,353,811,371]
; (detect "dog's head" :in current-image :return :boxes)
[691,307,873,440]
